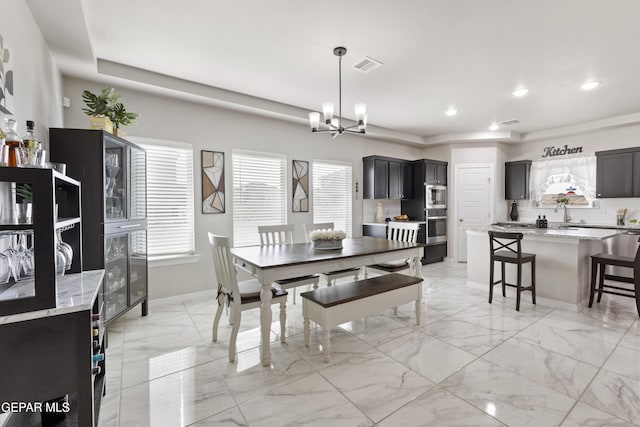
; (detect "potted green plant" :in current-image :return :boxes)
[15,183,33,223]
[81,87,139,136]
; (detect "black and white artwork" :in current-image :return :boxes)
[0,34,14,115]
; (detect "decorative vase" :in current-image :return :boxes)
[375,202,384,223]
[510,201,519,221]
[313,239,343,250]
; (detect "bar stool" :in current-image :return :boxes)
[488,231,536,311]
[589,237,640,317]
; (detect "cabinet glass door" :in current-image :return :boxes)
[105,140,127,221]
[130,146,146,220]
[129,229,147,305]
[104,234,129,321]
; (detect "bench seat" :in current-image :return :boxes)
[300,273,423,362]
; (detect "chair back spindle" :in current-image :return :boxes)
[387,222,419,243]
[258,224,294,246]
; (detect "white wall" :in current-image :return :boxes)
[62,76,426,299]
[0,0,63,217]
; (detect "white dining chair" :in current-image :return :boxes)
[304,222,359,286]
[257,224,320,303]
[365,222,420,278]
[209,233,287,362]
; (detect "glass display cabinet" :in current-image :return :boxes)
[50,129,148,323]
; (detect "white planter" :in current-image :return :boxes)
[313,239,343,250]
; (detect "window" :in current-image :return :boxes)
[313,160,352,236]
[134,138,195,257]
[232,150,286,247]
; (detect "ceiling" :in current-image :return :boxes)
[27,0,640,146]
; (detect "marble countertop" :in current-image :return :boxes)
[498,221,640,230]
[474,226,621,241]
[0,270,104,325]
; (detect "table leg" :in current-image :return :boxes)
[303,318,310,347]
[322,329,331,363]
[260,281,273,366]
[414,252,422,278]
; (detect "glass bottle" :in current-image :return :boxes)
[22,120,43,167]
[3,118,24,167]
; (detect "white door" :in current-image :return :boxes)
[456,165,493,262]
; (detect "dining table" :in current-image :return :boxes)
[231,236,424,366]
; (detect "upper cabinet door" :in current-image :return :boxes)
[129,146,147,220]
[104,138,128,221]
[505,161,531,200]
[596,152,633,198]
[388,160,403,199]
[425,161,447,185]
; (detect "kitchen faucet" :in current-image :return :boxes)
[556,203,571,223]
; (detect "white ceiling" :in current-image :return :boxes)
[28,0,640,145]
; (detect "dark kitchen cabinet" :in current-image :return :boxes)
[363,156,409,199]
[595,148,636,198]
[425,160,447,185]
[362,224,387,238]
[505,160,532,200]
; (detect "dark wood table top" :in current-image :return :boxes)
[231,236,424,269]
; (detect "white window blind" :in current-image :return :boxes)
[313,160,352,237]
[233,150,286,247]
[136,140,195,257]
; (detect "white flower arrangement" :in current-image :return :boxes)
[309,229,346,241]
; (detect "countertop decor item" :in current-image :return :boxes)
[510,200,519,221]
[375,202,384,223]
[616,208,627,226]
[310,229,346,250]
[308,46,368,137]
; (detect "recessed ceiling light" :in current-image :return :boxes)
[489,123,499,131]
[580,81,601,91]
[445,108,458,117]
[512,88,529,97]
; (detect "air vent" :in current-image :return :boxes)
[500,118,521,126]
[352,56,383,73]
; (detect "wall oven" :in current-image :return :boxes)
[426,185,447,209]
[426,209,447,244]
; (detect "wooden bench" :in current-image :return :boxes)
[300,273,423,362]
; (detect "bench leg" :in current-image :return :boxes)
[415,299,420,326]
[501,261,506,297]
[303,318,310,347]
[322,329,331,363]
[489,259,494,303]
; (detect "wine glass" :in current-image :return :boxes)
[0,252,11,284]
[56,229,73,270]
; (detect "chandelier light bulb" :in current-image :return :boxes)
[322,102,334,123]
[354,104,367,122]
[309,112,320,130]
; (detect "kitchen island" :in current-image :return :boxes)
[466,226,621,310]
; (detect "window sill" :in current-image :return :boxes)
[149,253,201,268]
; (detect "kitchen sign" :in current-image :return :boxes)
[541,145,583,158]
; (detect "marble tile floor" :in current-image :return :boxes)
[98,262,640,427]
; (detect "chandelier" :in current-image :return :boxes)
[308,47,367,138]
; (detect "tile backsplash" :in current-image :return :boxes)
[506,198,640,225]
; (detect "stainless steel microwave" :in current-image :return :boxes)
[426,185,447,209]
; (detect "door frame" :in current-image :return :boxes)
[453,163,495,262]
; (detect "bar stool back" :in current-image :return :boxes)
[488,231,536,311]
[589,237,640,317]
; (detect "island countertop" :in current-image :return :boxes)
[473,226,621,241]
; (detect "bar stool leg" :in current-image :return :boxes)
[501,261,506,297]
[589,258,597,308]
[489,259,495,304]
[597,261,606,303]
[516,262,522,311]
[531,258,536,305]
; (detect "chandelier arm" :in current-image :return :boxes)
[344,129,366,134]
[343,123,363,131]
